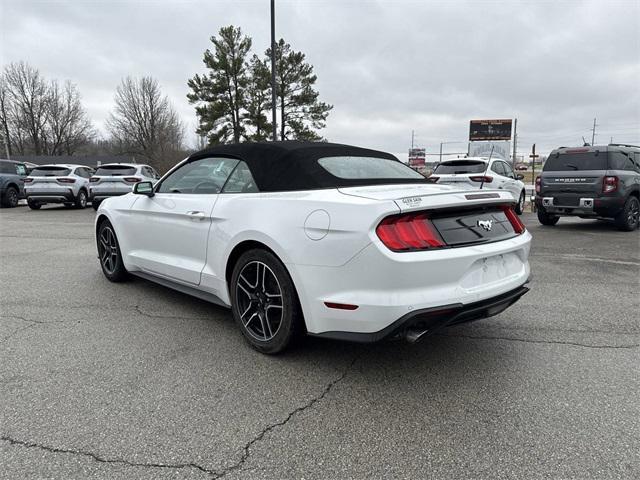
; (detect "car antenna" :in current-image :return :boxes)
[479,146,494,190]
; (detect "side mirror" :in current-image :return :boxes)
[133,181,154,197]
[516,174,525,180]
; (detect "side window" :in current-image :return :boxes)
[634,153,640,173]
[222,161,259,193]
[15,164,27,176]
[490,161,504,175]
[157,157,239,194]
[141,167,151,178]
[502,162,514,178]
[608,152,634,171]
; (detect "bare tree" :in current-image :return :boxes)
[107,76,184,170]
[2,62,49,155]
[43,80,95,155]
[1,62,94,156]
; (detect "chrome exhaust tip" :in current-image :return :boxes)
[405,327,430,343]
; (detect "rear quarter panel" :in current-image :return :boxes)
[202,189,400,304]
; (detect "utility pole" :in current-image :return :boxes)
[270,0,277,141]
[591,117,597,146]
[511,118,517,167]
[411,130,414,150]
[439,142,443,164]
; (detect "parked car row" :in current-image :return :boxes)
[0,159,159,210]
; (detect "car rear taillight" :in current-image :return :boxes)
[469,175,493,183]
[502,206,526,234]
[23,178,33,183]
[376,213,445,251]
[535,176,541,194]
[90,177,99,183]
[603,176,618,194]
[57,177,76,183]
[426,176,439,183]
[123,177,141,183]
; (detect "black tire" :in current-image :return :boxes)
[97,219,128,282]
[75,189,88,209]
[230,249,303,354]
[515,190,526,215]
[1,186,19,208]
[27,198,41,210]
[537,208,560,226]
[614,196,640,231]
[92,200,101,211]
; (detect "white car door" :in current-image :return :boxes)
[499,161,521,200]
[124,157,239,285]
[489,161,509,192]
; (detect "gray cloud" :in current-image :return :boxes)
[2,0,638,158]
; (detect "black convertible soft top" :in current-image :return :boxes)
[187,141,427,192]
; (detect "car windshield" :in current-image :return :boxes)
[95,166,137,176]
[544,152,607,171]
[433,160,487,174]
[317,156,424,180]
[30,166,72,176]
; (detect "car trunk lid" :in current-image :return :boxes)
[338,184,515,213]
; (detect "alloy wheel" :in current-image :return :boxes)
[519,192,525,213]
[629,198,639,228]
[8,188,18,207]
[99,226,119,275]
[235,261,284,342]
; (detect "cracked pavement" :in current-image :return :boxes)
[0,206,638,479]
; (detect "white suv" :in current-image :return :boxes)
[89,163,159,210]
[25,164,94,210]
[429,157,527,214]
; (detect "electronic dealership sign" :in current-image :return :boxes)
[469,119,513,141]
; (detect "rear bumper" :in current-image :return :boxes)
[25,189,74,203]
[535,194,625,218]
[89,190,129,202]
[290,230,531,336]
[311,284,530,343]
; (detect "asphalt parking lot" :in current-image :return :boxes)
[1,205,639,479]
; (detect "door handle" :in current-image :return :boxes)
[187,211,206,221]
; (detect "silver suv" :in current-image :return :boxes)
[89,163,159,210]
[24,164,94,210]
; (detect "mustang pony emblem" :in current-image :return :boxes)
[477,219,493,231]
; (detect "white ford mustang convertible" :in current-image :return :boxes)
[96,141,531,353]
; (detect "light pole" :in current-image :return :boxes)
[270,0,277,141]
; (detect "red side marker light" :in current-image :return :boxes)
[324,302,359,310]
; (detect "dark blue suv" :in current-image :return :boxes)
[0,159,28,208]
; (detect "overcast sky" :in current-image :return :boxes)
[1,0,639,159]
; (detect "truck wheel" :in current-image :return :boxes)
[615,196,640,231]
[537,208,559,226]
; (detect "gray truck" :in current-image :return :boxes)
[0,159,28,208]
[534,144,640,231]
